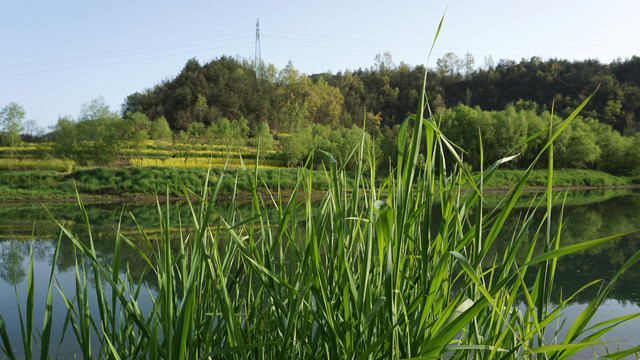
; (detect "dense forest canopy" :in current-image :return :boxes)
[123,53,640,135]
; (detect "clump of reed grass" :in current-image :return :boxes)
[2,16,640,360]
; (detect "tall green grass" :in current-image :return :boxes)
[2,17,640,359]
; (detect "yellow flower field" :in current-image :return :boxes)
[129,156,285,169]
[0,158,74,172]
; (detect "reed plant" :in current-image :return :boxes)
[2,17,640,360]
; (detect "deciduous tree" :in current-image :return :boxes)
[0,102,25,147]
[252,121,274,151]
[150,116,172,141]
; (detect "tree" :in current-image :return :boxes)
[0,102,25,147]
[78,96,116,122]
[124,112,152,155]
[231,117,250,146]
[328,125,370,171]
[281,125,313,167]
[375,125,398,171]
[587,118,628,171]
[52,115,77,161]
[555,119,601,169]
[436,52,463,77]
[187,121,206,143]
[73,97,122,165]
[365,111,382,135]
[431,94,446,111]
[150,116,173,141]
[207,117,249,148]
[483,55,495,70]
[335,71,369,127]
[308,77,344,127]
[277,68,341,127]
[278,61,300,86]
[603,99,624,130]
[280,102,309,133]
[74,117,123,165]
[625,134,640,169]
[195,93,209,124]
[22,119,44,139]
[373,52,395,73]
[252,121,275,151]
[121,92,144,115]
[463,52,475,76]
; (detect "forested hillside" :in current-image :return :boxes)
[118,53,640,171]
[123,54,640,132]
[3,53,640,199]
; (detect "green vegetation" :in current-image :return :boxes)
[437,104,640,171]
[114,52,640,174]
[0,160,634,200]
[484,168,632,188]
[0,103,25,151]
[2,43,640,196]
[2,93,637,200]
[121,54,640,136]
[0,167,335,200]
[2,25,640,357]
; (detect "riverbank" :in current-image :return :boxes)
[1,166,638,201]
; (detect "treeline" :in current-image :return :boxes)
[123,54,640,135]
[436,103,640,171]
[426,54,640,135]
[116,53,640,172]
[32,97,639,173]
[49,105,173,165]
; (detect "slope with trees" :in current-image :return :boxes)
[4,52,640,176]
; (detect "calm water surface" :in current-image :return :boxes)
[1,189,640,358]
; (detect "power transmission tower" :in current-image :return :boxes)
[255,18,261,72]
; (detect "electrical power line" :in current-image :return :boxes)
[0,31,254,76]
[3,21,631,79]
[0,41,254,77]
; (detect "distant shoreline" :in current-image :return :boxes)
[2,182,638,204]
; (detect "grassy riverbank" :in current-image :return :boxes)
[0,166,331,200]
[485,168,636,188]
[0,166,637,201]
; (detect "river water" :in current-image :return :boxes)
[1,189,639,358]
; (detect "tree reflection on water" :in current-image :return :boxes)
[1,189,640,302]
[0,239,25,283]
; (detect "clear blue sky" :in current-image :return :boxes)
[1,0,639,129]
